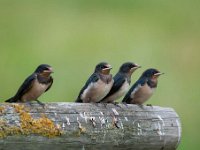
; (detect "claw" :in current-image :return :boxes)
[35,99,45,108]
[122,102,129,108]
[137,104,145,109]
[112,102,123,109]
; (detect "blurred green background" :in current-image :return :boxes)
[0,0,199,149]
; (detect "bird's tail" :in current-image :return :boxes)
[5,97,17,103]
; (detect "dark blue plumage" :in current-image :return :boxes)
[101,62,140,103]
[5,64,53,105]
[122,68,163,104]
[76,62,113,103]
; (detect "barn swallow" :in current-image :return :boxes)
[122,68,163,105]
[76,62,114,103]
[5,64,53,106]
[100,62,141,103]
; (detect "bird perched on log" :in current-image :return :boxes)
[5,64,53,106]
[122,68,163,105]
[76,62,113,103]
[100,62,141,103]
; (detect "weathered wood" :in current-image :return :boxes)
[0,102,181,150]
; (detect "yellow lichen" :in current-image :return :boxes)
[20,111,61,137]
[0,119,21,138]
[0,104,62,138]
[79,126,86,134]
[0,106,5,113]
[76,127,86,136]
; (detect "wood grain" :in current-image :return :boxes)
[0,103,181,150]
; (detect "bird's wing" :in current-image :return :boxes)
[75,73,99,102]
[13,74,36,100]
[45,76,53,92]
[101,73,125,100]
[122,78,146,103]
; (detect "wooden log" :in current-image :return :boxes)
[0,103,181,150]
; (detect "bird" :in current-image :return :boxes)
[5,64,54,106]
[122,68,163,105]
[76,62,114,103]
[100,62,141,103]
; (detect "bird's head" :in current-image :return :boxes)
[95,62,112,75]
[142,68,164,80]
[35,64,53,77]
[119,62,141,75]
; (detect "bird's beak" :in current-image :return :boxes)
[102,64,112,75]
[154,72,164,76]
[44,67,54,73]
[103,64,112,71]
[130,64,141,73]
[133,64,141,69]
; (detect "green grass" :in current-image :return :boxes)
[0,0,200,149]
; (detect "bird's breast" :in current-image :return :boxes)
[104,80,130,102]
[81,79,113,103]
[22,79,51,101]
[131,83,155,104]
[118,80,130,96]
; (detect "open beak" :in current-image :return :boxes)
[102,64,112,75]
[103,65,112,71]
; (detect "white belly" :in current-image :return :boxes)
[81,79,113,103]
[104,80,130,102]
[22,79,50,101]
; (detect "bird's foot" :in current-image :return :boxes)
[99,102,107,108]
[122,102,129,108]
[90,102,101,107]
[112,102,119,105]
[35,100,45,108]
[137,104,145,109]
[25,101,34,107]
[111,102,123,109]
